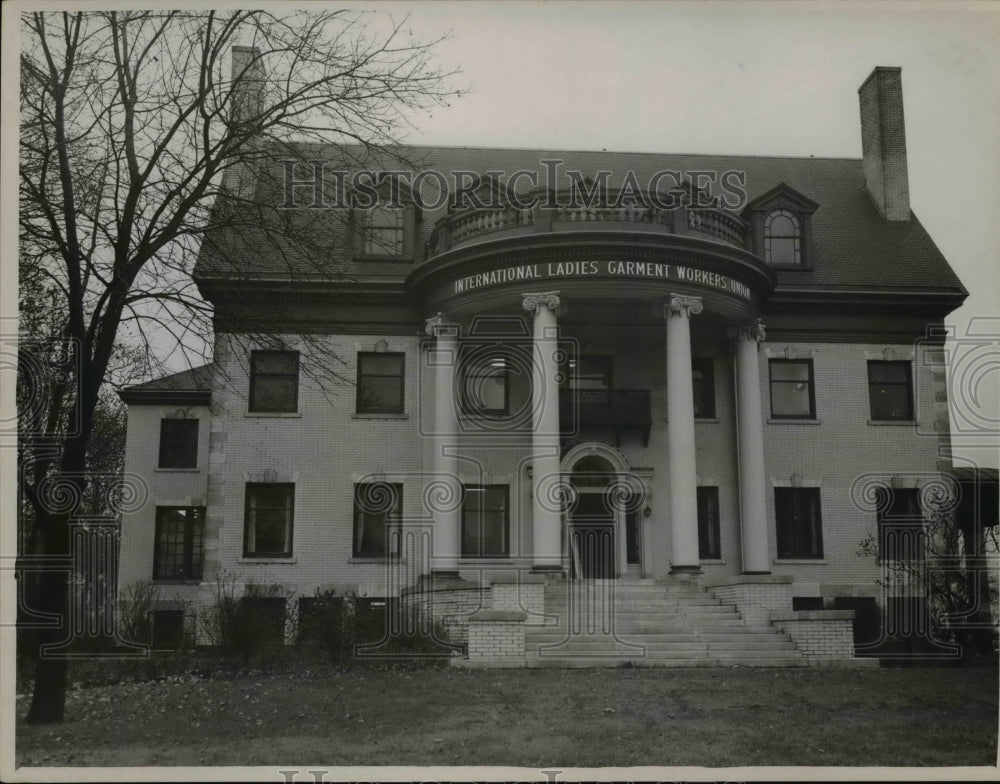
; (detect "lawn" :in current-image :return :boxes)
[14,663,999,769]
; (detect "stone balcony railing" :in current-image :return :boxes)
[426,195,752,258]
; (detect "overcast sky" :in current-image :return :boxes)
[374,0,999,467]
[6,1,997,466]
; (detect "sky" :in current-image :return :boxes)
[368,0,1000,467]
[3,0,997,466]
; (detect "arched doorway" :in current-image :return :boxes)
[561,444,646,579]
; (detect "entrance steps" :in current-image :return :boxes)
[522,580,810,668]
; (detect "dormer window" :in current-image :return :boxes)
[365,206,404,256]
[350,178,419,261]
[742,183,818,270]
[764,209,802,266]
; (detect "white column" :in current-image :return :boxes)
[729,319,771,574]
[522,291,563,570]
[425,313,461,574]
[664,294,703,573]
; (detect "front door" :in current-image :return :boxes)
[571,492,615,578]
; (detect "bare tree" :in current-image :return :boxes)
[18,9,460,723]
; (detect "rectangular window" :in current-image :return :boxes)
[769,359,815,419]
[697,486,721,559]
[364,207,404,256]
[692,357,716,419]
[877,488,924,562]
[357,352,404,414]
[249,350,299,413]
[153,506,205,580]
[244,483,294,558]
[158,419,199,469]
[868,361,914,421]
[461,485,509,558]
[462,356,509,415]
[353,483,402,558]
[775,488,823,559]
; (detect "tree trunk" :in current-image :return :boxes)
[24,568,70,724]
[24,507,72,724]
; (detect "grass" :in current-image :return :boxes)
[14,662,999,769]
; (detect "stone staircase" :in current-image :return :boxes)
[523,579,809,668]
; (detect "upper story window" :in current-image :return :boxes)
[356,352,405,414]
[764,209,802,266]
[249,350,299,413]
[158,418,199,469]
[742,183,817,269]
[350,179,419,261]
[462,355,509,416]
[868,360,914,421]
[365,206,405,256]
[769,359,816,419]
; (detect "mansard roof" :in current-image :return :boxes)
[193,143,967,301]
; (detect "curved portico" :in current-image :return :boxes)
[412,199,777,578]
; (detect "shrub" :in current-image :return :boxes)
[117,580,161,648]
[200,572,291,662]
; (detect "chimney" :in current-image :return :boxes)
[231,45,264,124]
[858,66,910,222]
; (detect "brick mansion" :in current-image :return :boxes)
[117,61,978,666]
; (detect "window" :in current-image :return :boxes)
[244,483,294,558]
[764,209,801,266]
[249,350,299,413]
[697,486,721,559]
[877,488,924,562]
[868,361,913,421]
[356,352,404,414]
[769,359,815,419]
[461,485,509,558]
[153,506,205,580]
[775,488,823,559]
[462,355,509,415]
[353,483,402,558]
[692,357,716,419]
[158,419,199,469]
[364,206,404,256]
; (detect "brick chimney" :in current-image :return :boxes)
[231,45,264,124]
[858,66,910,222]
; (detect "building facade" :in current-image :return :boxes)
[117,64,970,662]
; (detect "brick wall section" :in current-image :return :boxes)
[771,611,855,658]
[467,611,526,662]
[706,579,793,625]
[490,576,546,625]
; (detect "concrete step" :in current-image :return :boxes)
[523,656,810,668]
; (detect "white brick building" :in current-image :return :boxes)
[117,64,971,661]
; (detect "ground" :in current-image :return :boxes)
[14,664,999,769]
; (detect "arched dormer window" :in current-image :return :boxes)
[742,183,818,269]
[350,177,419,261]
[764,209,802,266]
